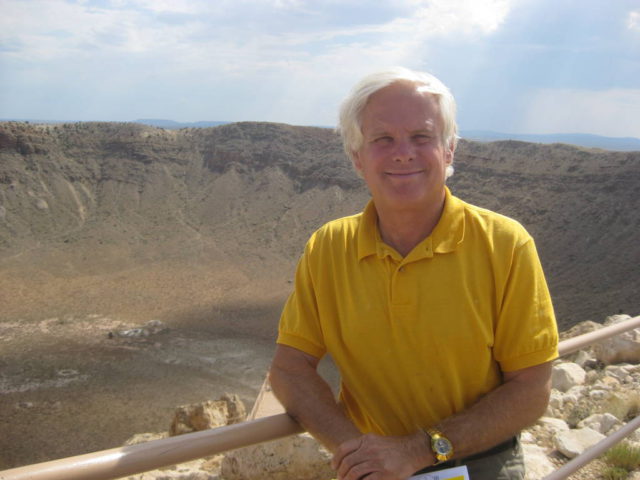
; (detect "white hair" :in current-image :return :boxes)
[337,67,458,178]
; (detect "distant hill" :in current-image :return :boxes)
[3,118,638,151]
[134,118,230,129]
[461,130,640,152]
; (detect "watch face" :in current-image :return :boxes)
[435,437,452,455]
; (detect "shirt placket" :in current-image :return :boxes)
[387,239,433,322]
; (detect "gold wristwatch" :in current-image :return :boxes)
[425,428,454,463]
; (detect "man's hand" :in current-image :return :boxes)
[331,431,433,480]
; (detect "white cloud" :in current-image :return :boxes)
[116,0,202,14]
[522,88,640,138]
[628,10,640,30]
[1,2,143,59]
[410,0,511,36]
[0,0,512,63]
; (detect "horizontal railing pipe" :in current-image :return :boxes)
[542,413,640,480]
[1,314,638,480]
[0,413,303,480]
[558,315,640,357]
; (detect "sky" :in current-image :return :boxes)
[1,0,639,138]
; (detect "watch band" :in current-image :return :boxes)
[425,427,454,463]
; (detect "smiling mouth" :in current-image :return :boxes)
[386,171,423,177]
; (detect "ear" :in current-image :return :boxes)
[352,150,364,173]
[445,140,455,165]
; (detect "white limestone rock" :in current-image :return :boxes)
[125,457,222,479]
[537,417,570,433]
[588,389,608,401]
[585,370,599,384]
[605,364,634,383]
[553,428,606,459]
[562,320,603,338]
[220,432,334,480]
[546,389,564,416]
[594,375,621,390]
[170,395,246,436]
[552,363,586,393]
[562,385,587,404]
[577,413,622,435]
[125,432,168,445]
[592,315,640,365]
[523,443,555,479]
[579,351,601,371]
[520,431,536,444]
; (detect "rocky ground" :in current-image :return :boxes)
[524,315,640,479]
[0,311,277,469]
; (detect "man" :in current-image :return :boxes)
[269,67,558,480]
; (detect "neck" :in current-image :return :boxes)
[376,192,446,257]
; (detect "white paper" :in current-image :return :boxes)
[410,464,470,480]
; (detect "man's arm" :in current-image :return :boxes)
[436,360,552,458]
[269,344,361,451]
[270,344,435,479]
[329,361,552,480]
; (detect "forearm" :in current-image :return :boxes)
[269,346,361,452]
[436,362,552,459]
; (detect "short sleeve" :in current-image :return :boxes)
[276,238,327,359]
[493,238,559,372]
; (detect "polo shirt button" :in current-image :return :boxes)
[399,267,405,272]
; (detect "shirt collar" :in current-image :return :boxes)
[357,187,465,261]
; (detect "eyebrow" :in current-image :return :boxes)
[366,126,437,138]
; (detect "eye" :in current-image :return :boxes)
[373,136,393,145]
[413,134,433,144]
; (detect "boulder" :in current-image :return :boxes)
[523,443,555,479]
[546,389,564,417]
[604,364,634,383]
[552,363,586,392]
[220,432,334,480]
[562,385,587,404]
[125,432,168,445]
[577,413,622,435]
[170,395,246,436]
[124,457,222,479]
[537,417,569,433]
[562,320,603,338]
[592,315,640,365]
[553,428,606,458]
[574,350,599,370]
[220,393,246,425]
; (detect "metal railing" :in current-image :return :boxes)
[0,415,303,480]
[1,315,639,480]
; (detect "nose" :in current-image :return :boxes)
[393,138,414,162]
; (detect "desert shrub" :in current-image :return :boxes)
[602,441,640,477]
[603,392,640,422]
[602,466,630,480]
[566,403,593,428]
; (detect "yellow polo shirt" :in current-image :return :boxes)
[277,188,558,436]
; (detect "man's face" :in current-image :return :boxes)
[353,81,453,213]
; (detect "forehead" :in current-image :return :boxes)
[360,81,443,133]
